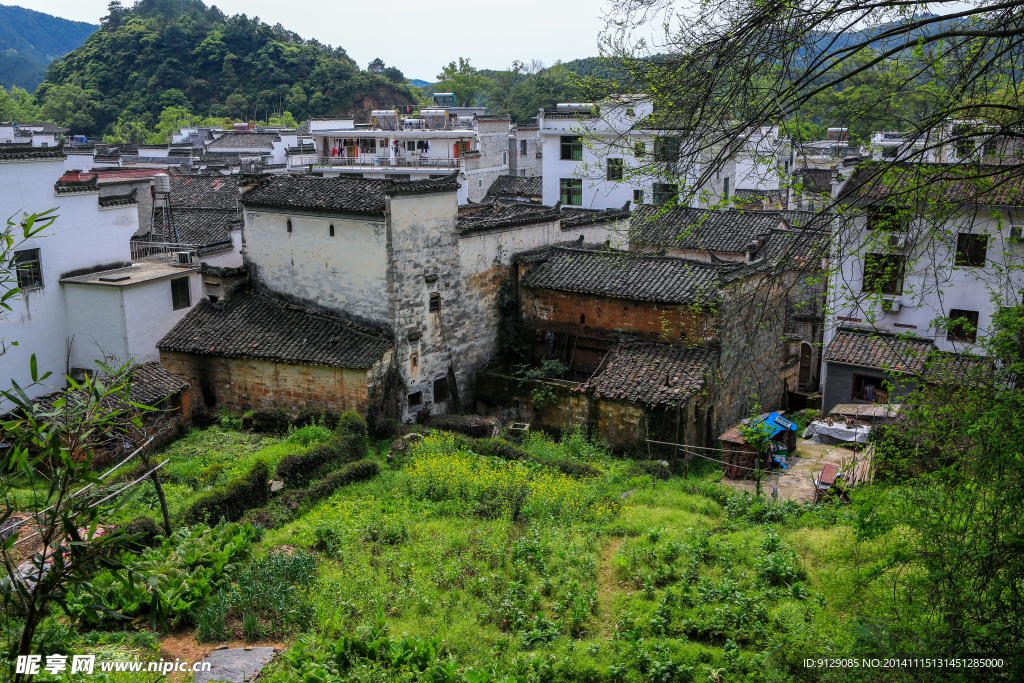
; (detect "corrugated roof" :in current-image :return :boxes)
[157,289,392,369]
[578,342,715,407]
[824,328,934,373]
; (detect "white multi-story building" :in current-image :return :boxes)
[538,96,734,210]
[0,146,201,400]
[286,96,509,203]
[820,160,1024,412]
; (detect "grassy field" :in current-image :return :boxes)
[12,420,885,683]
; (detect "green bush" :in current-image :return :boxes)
[455,435,602,479]
[276,439,347,488]
[426,414,498,438]
[630,460,672,481]
[307,460,381,500]
[336,410,368,440]
[294,406,340,430]
[116,516,161,549]
[242,408,292,435]
[182,459,271,525]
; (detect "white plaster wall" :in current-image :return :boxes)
[200,229,244,268]
[458,219,619,272]
[244,208,389,328]
[540,122,650,209]
[0,158,138,399]
[63,285,127,370]
[826,209,1024,355]
[122,271,203,362]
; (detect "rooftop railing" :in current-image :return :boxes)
[287,155,463,170]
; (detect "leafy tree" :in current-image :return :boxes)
[382,66,405,84]
[367,58,385,75]
[104,115,152,144]
[435,57,490,107]
[38,84,100,132]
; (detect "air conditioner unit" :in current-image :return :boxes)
[174,251,194,265]
[888,233,907,249]
[881,296,901,313]
[1010,225,1024,242]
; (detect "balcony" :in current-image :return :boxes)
[287,155,463,171]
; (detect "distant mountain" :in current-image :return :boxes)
[39,0,416,137]
[409,78,432,88]
[0,4,97,90]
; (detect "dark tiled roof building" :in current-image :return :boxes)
[824,328,934,373]
[630,206,783,254]
[578,342,715,407]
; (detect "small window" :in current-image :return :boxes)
[520,139,527,155]
[559,178,583,206]
[955,233,987,267]
[287,219,292,233]
[723,176,730,200]
[433,376,450,403]
[408,391,423,407]
[560,135,582,161]
[862,253,906,295]
[13,248,42,289]
[852,374,889,403]
[478,178,483,189]
[653,137,681,162]
[329,224,335,236]
[652,183,678,206]
[580,314,586,324]
[947,309,980,342]
[634,141,646,157]
[607,158,623,181]
[502,151,508,165]
[633,189,644,204]
[171,276,191,310]
[429,292,441,312]
[406,141,416,152]
[410,352,419,376]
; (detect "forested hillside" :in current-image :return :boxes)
[36,0,416,137]
[0,4,97,91]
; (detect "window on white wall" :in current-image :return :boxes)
[171,277,191,310]
[13,248,42,289]
[502,151,508,165]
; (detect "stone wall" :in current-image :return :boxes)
[159,350,373,415]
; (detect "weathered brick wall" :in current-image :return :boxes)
[520,288,707,343]
[159,350,371,415]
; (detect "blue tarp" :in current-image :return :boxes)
[755,412,797,439]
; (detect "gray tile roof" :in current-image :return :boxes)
[757,228,830,270]
[458,202,560,232]
[578,342,715,407]
[170,175,240,210]
[98,188,139,207]
[824,328,934,373]
[157,289,392,369]
[34,361,188,417]
[0,144,65,161]
[207,132,281,149]
[630,206,783,254]
[242,176,387,214]
[561,206,631,227]
[151,210,238,248]
[793,168,836,194]
[923,351,992,385]
[520,247,722,304]
[486,175,542,198]
[54,174,99,193]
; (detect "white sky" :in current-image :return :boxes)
[12,0,611,82]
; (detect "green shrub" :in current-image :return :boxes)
[630,460,672,481]
[242,408,292,434]
[182,459,271,525]
[455,435,601,479]
[116,516,161,549]
[294,406,340,430]
[287,423,335,447]
[336,410,368,440]
[276,439,347,488]
[426,414,498,438]
[307,460,380,500]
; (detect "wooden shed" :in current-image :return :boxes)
[717,411,798,479]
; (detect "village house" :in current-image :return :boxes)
[821,161,1024,412]
[156,172,628,421]
[473,242,797,449]
[538,96,735,211]
[0,145,201,401]
[510,123,542,178]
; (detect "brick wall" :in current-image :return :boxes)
[520,288,707,343]
[159,350,372,415]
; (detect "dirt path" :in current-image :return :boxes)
[719,441,857,502]
[595,537,623,637]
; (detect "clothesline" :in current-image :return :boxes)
[646,438,848,468]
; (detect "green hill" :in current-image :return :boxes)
[0,4,97,91]
[37,0,415,137]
